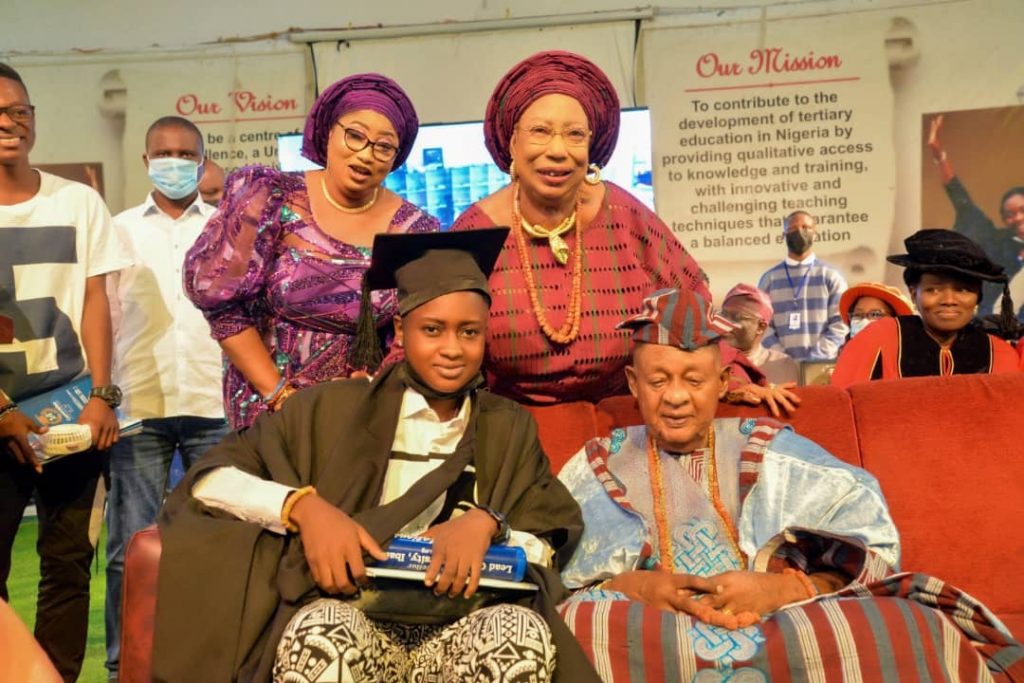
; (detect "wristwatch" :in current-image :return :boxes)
[476,504,511,544]
[90,384,123,409]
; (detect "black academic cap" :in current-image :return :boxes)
[364,227,510,315]
[887,228,1007,283]
[348,227,510,371]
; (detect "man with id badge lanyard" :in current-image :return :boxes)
[758,210,848,361]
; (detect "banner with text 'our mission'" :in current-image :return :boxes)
[643,16,895,295]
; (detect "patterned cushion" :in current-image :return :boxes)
[559,585,1023,682]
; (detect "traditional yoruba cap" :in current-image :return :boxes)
[301,73,419,168]
[483,50,620,173]
[722,284,773,324]
[364,228,509,315]
[839,282,914,324]
[887,229,1007,283]
[617,288,737,351]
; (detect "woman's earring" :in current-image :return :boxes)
[584,163,602,185]
[509,160,517,182]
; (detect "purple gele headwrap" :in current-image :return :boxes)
[484,50,620,173]
[301,73,419,169]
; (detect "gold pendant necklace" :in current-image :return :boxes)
[320,175,379,214]
[512,186,576,265]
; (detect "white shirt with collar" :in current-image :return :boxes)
[390,384,471,457]
[193,387,551,564]
[784,253,817,268]
[109,192,223,421]
[382,387,473,535]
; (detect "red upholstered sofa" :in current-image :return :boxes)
[120,373,1024,682]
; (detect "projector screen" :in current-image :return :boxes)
[278,108,654,229]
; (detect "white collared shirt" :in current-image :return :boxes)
[381,388,473,534]
[784,253,818,267]
[109,192,223,420]
[391,386,471,455]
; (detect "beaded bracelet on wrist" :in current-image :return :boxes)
[783,567,819,599]
[281,486,316,533]
[264,380,297,413]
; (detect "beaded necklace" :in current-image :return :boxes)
[645,429,745,571]
[510,180,584,345]
[320,175,379,214]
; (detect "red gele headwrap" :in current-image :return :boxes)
[723,283,775,325]
[483,50,620,173]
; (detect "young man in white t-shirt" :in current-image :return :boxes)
[0,62,131,681]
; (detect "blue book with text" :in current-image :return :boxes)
[18,375,142,447]
[376,535,528,582]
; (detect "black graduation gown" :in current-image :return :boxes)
[152,363,598,682]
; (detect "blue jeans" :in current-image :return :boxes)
[104,416,229,676]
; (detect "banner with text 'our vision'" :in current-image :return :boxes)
[643,15,895,297]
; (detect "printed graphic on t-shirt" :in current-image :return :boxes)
[0,225,84,400]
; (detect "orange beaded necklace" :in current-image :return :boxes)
[510,180,584,345]
[646,429,745,571]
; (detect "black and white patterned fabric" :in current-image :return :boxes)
[274,599,555,682]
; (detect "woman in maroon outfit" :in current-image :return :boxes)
[451,51,710,405]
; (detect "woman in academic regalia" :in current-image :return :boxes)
[831,229,1019,388]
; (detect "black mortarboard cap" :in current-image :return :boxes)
[364,227,509,315]
[348,227,510,371]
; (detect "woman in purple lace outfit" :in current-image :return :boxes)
[185,74,439,428]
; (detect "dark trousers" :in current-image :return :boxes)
[0,450,105,682]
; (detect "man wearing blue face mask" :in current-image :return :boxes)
[104,115,228,680]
